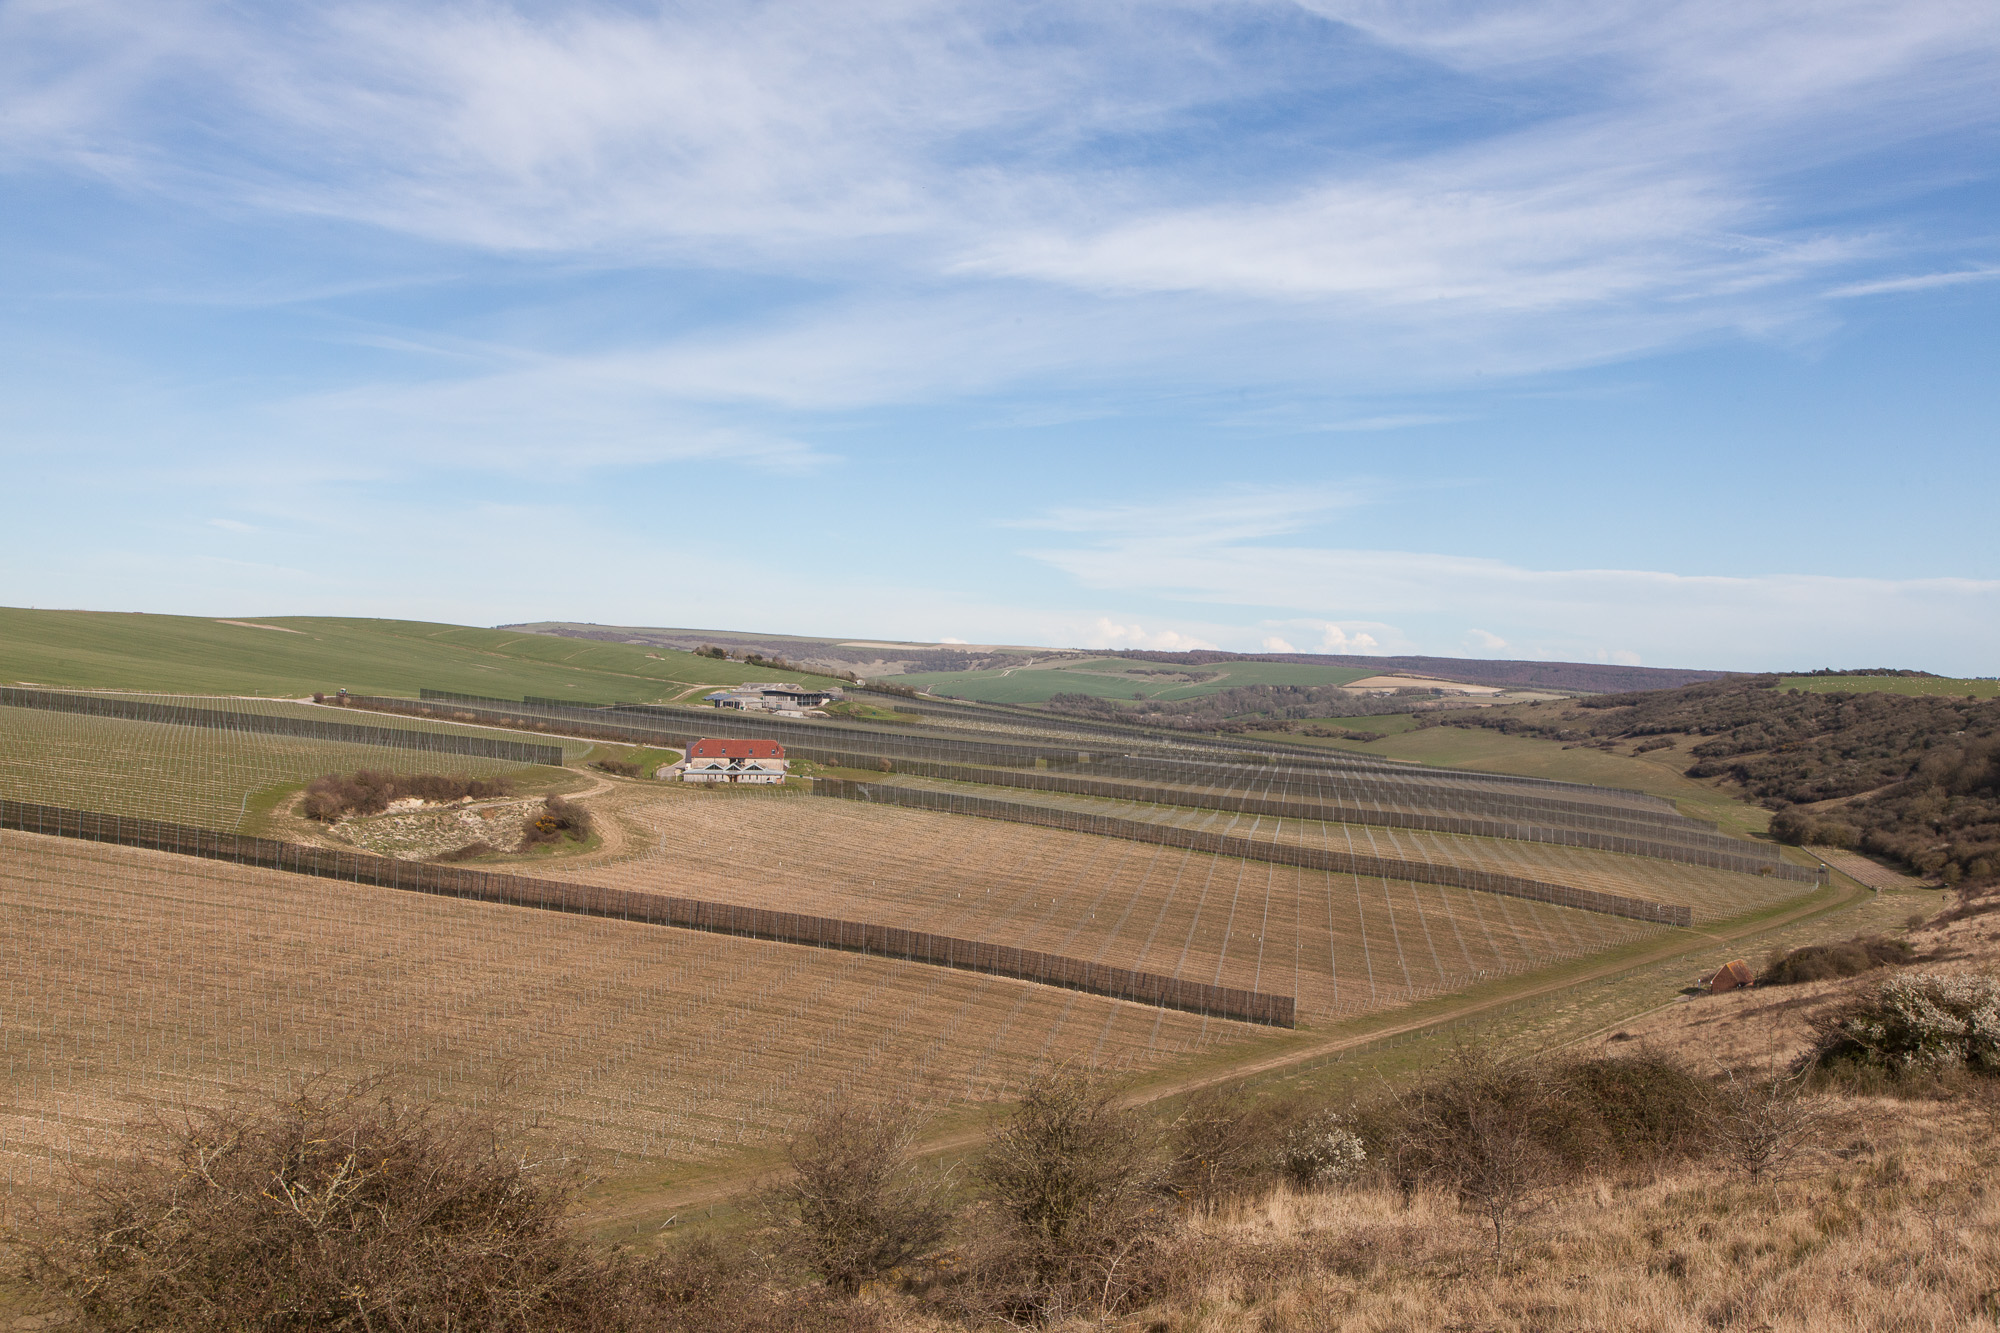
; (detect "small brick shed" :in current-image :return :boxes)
[1706,958,1755,994]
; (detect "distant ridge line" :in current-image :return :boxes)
[1105,651,1734,694]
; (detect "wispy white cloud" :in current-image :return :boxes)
[1081,618,1219,652]
[6,1,1995,346]
[1019,490,2000,670]
[1827,267,2000,298]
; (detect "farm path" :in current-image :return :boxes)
[584,871,1870,1228]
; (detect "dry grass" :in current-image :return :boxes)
[0,830,1242,1225]
[1124,1093,2000,1331]
[1592,901,2000,1076]
[564,787,1664,1021]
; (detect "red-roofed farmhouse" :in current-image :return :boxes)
[680,737,789,784]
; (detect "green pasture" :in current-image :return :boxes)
[895,657,1376,704]
[0,609,850,701]
[1778,674,2000,698]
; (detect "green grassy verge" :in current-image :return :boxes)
[0,608,850,700]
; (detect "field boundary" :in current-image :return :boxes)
[813,779,1700,927]
[1,688,564,766]
[0,798,1294,1028]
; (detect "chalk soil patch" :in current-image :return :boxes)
[325,798,538,860]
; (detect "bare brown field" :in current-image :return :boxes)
[562,786,1664,1022]
[0,829,1239,1227]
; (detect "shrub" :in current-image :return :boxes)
[1549,1053,1717,1169]
[1709,1067,1833,1177]
[1275,1110,1367,1189]
[1164,1086,1268,1206]
[13,1081,653,1332]
[970,1069,1167,1322]
[1809,971,2000,1075]
[592,759,645,778]
[1760,935,1914,985]
[1768,809,1860,849]
[764,1101,949,1294]
[1378,1050,1559,1264]
[299,771,511,822]
[519,795,593,850]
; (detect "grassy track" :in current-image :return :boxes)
[0,608,848,700]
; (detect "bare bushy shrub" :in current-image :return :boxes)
[966,1069,1168,1323]
[10,1081,881,1333]
[1550,1053,1719,1170]
[591,759,645,778]
[300,770,511,822]
[1710,1067,1834,1178]
[1383,1049,1559,1266]
[1165,1085,1269,1206]
[1809,970,2000,1075]
[763,1100,949,1293]
[14,1081,643,1331]
[1760,935,1914,986]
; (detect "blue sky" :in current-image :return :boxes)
[3,0,1997,672]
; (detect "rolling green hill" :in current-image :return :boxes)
[894,657,1376,704]
[0,609,848,701]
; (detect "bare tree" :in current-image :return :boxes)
[1165,1084,1264,1208]
[764,1099,950,1294]
[1393,1049,1557,1269]
[1710,1065,1833,1179]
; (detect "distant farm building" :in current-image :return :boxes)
[677,738,789,784]
[704,682,843,716]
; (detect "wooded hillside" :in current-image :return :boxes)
[1434,678,2000,882]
